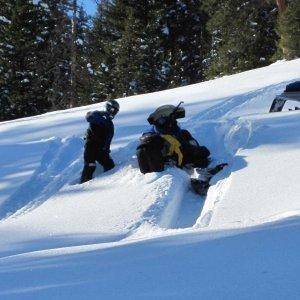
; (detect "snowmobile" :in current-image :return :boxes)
[136,102,228,196]
[269,81,300,112]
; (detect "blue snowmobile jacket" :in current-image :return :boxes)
[85,110,114,152]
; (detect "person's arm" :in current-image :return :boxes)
[102,122,113,153]
[180,129,199,146]
[86,111,107,126]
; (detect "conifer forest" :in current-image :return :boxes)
[0,0,299,121]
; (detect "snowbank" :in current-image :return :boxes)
[0,59,300,299]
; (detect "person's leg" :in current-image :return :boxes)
[182,145,210,168]
[97,151,115,172]
[80,142,97,183]
[80,163,96,183]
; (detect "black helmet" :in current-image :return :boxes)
[106,99,120,118]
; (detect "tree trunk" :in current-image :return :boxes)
[276,0,286,14]
[276,0,289,58]
[70,0,78,108]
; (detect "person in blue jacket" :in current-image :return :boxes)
[80,100,120,183]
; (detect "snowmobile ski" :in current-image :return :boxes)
[191,163,228,197]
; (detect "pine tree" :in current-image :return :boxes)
[113,7,141,96]
[89,0,127,101]
[90,0,209,99]
[113,0,164,96]
[39,0,92,109]
[158,0,209,87]
[69,2,92,106]
[278,0,300,59]
[40,0,72,110]
[204,0,278,78]
[0,0,13,119]
[0,0,92,120]
[114,0,209,93]
[0,0,52,120]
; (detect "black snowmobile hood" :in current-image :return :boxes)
[147,105,185,125]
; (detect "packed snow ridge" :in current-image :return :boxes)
[0,59,299,299]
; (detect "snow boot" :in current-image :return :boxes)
[80,163,96,183]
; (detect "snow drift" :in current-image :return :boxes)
[0,59,300,299]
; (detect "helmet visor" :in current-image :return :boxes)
[108,105,119,117]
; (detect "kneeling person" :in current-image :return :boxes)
[80,100,119,183]
[136,103,210,174]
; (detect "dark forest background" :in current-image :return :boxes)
[0,0,299,121]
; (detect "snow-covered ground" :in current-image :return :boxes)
[0,59,299,299]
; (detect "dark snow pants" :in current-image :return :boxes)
[181,144,210,168]
[80,141,115,183]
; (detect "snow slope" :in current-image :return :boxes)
[199,112,300,229]
[0,59,300,299]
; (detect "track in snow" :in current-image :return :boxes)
[0,82,291,239]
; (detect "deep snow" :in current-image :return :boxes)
[0,59,300,299]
